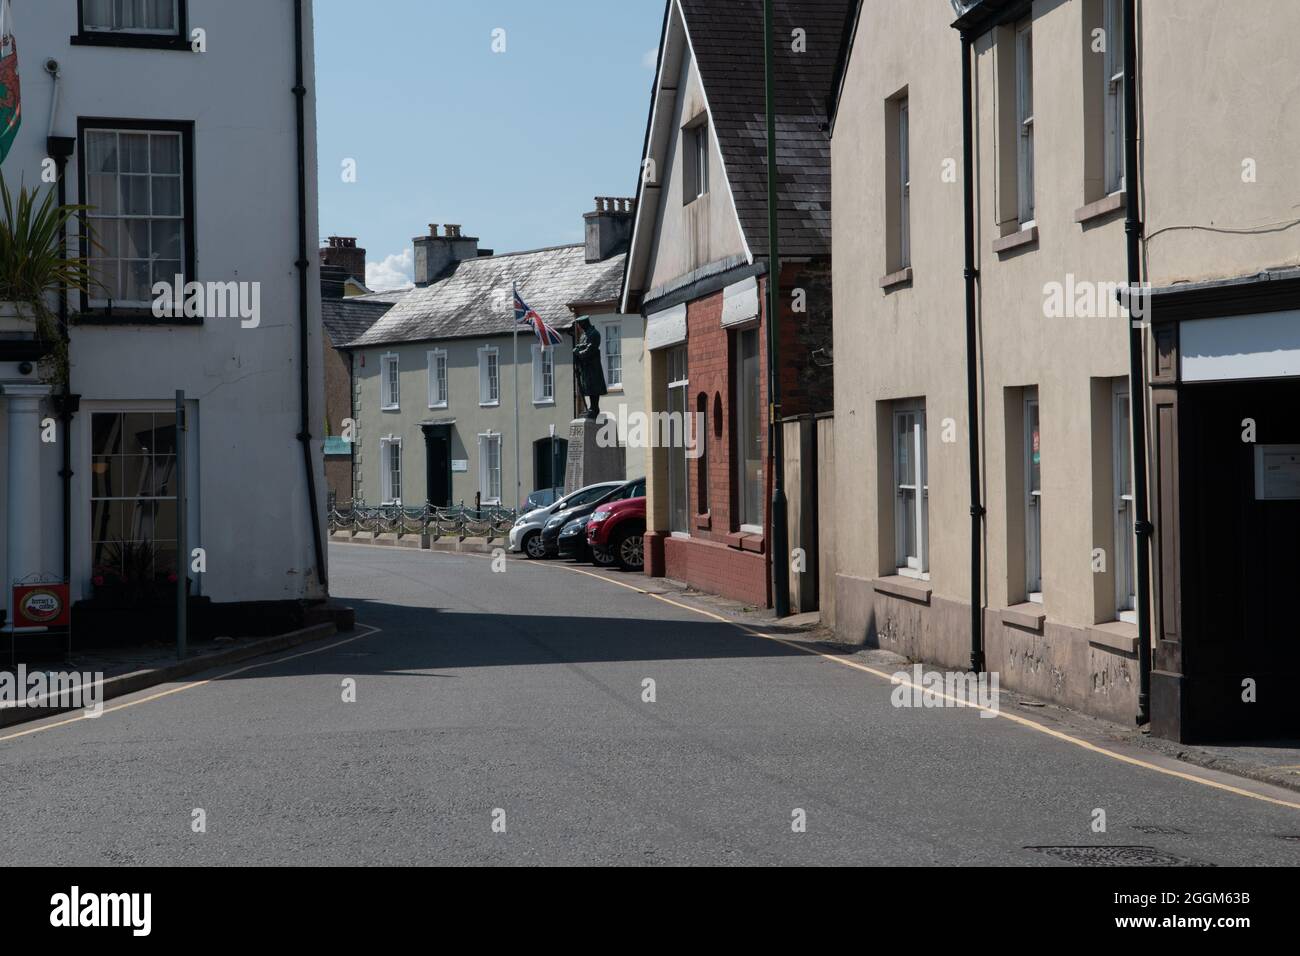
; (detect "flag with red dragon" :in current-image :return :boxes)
[0,0,19,165]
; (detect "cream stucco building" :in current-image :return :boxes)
[829,0,1300,740]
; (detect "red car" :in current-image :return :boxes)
[586,496,645,571]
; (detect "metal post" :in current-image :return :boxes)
[512,285,521,511]
[175,390,187,659]
[764,0,790,617]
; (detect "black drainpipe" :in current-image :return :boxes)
[1123,0,1152,723]
[960,34,985,673]
[293,0,328,589]
[48,135,78,585]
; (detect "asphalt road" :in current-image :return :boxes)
[1,543,1298,866]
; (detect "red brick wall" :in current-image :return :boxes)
[651,258,832,609]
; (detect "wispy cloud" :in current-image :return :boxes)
[366,249,415,292]
[641,47,658,70]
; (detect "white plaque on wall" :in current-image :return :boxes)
[1254,445,1300,500]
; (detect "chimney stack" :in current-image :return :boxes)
[319,235,367,283]
[413,223,480,286]
[584,197,636,263]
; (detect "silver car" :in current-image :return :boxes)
[507,481,624,559]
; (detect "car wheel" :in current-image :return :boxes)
[613,528,644,571]
[523,531,546,559]
[591,545,617,568]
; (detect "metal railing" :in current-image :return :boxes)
[328,501,518,542]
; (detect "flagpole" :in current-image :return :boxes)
[512,284,521,513]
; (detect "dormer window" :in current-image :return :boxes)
[683,120,709,203]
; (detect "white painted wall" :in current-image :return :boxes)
[0,1,326,604]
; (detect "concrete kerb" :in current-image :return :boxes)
[0,621,339,731]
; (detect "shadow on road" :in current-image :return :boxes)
[207,595,809,681]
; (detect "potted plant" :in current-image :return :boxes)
[0,175,94,386]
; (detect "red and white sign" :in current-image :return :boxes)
[13,584,70,628]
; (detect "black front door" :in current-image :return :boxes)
[423,427,452,507]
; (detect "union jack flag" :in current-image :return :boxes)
[513,285,563,347]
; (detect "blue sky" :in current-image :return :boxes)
[315,0,666,290]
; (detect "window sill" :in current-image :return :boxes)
[1000,602,1045,633]
[381,405,400,413]
[428,404,448,411]
[71,32,193,51]
[724,531,765,553]
[873,575,932,605]
[879,267,913,291]
[73,311,202,327]
[694,512,712,531]
[480,402,500,408]
[1074,191,1126,226]
[533,399,556,407]
[606,385,624,394]
[991,225,1039,255]
[1087,620,1139,655]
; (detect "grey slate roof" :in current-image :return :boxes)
[348,244,626,348]
[349,288,409,305]
[678,0,852,258]
[321,297,391,349]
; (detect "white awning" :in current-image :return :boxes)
[1181,310,1300,382]
[645,302,687,350]
[721,276,760,327]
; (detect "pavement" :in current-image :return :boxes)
[1,542,1298,866]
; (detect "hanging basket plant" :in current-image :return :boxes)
[0,174,96,386]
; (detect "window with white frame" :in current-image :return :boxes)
[894,403,928,577]
[84,127,185,308]
[478,346,500,406]
[381,353,400,410]
[898,99,911,269]
[90,411,181,583]
[1024,389,1042,603]
[600,320,623,389]
[684,121,709,203]
[1016,19,1035,225]
[1112,382,1136,621]
[427,350,448,408]
[478,433,502,505]
[735,327,763,532]
[1103,0,1126,194]
[83,0,180,34]
[380,437,402,505]
[532,344,555,404]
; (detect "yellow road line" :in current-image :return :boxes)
[0,625,382,744]
[540,558,1300,812]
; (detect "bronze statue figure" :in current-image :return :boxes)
[573,318,608,419]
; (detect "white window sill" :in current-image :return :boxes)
[606,384,624,394]
[670,531,691,540]
[428,403,448,410]
[533,399,555,407]
[739,524,763,535]
[480,402,500,408]
[896,567,931,582]
[481,499,502,507]
[381,405,400,412]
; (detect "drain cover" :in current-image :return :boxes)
[1025,845,1202,866]
[1131,824,1190,835]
